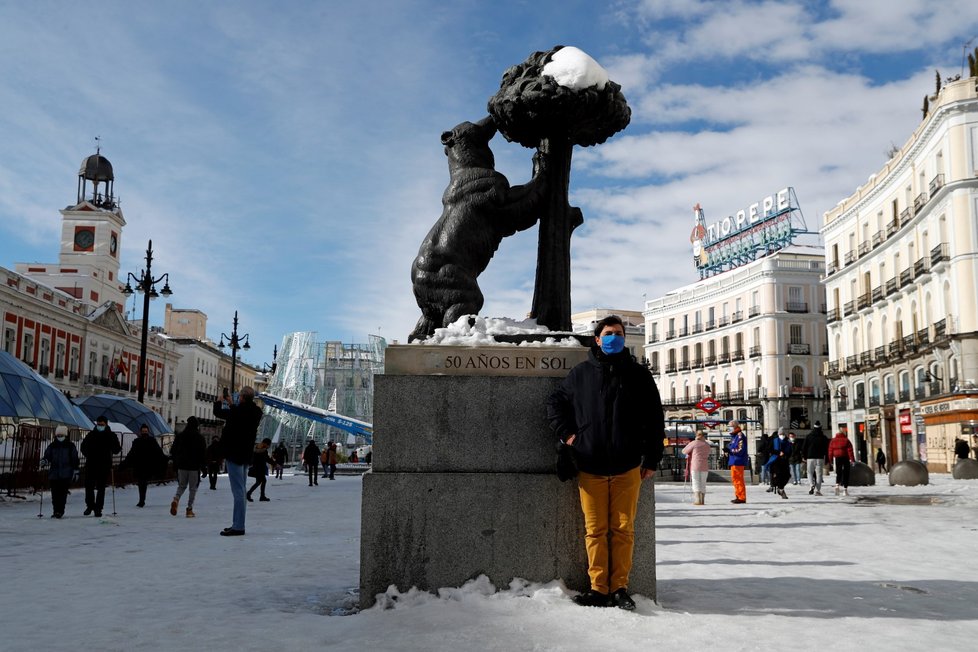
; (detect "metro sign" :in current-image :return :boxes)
[696,397,723,414]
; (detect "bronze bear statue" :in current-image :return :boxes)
[409,116,547,342]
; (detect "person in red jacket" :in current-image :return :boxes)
[828,432,855,496]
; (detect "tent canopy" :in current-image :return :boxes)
[0,351,93,428]
[73,394,171,436]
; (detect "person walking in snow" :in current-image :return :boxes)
[303,438,321,486]
[756,431,772,487]
[682,431,711,505]
[119,424,168,508]
[875,448,887,473]
[205,435,223,490]
[246,438,273,502]
[802,421,829,495]
[954,438,970,461]
[324,442,338,480]
[770,429,792,499]
[80,415,121,517]
[546,315,665,611]
[788,432,803,485]
[828,431,855,496]
[169,416,207,517]
[727,420,749,504]
[272,442,288,479]
[213,385,264,536]
[41,425,79,518]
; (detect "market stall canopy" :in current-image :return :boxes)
[0,351,94,428]
[72,394,171,436]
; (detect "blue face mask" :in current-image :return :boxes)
[599,334,625,354]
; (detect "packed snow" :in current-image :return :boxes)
[415,314,582,347]
[542,46,609,90]
[2,470,977,651]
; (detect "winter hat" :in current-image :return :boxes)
[54,425,69,437]
[814,421,821,427]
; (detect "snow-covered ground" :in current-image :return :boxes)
[2,471,976,651]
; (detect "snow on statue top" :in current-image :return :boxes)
[409,45,630,343]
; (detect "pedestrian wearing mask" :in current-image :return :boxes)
[42,426,79,518]
[80,416,121,517]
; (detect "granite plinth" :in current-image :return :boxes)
[952,458,978,480]
[849,462,876,486]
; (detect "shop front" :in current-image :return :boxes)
[919,394,978,472]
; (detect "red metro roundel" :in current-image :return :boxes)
[696,397,723,414]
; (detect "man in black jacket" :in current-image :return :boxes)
[205,436,223,490]
[213,386,263,536]
[802,421,830,496]
[302,438,321,486]
[547,315,665,611]
[119,424,167,507]
[80,415,121,517]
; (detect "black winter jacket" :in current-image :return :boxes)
[80,427,122,471]
[43,438,80,481]
[802,427,829,460]
[303,442,321,466]
[546,349,665,476]
[121,435,167,476]
[170,428,207,470]
[213,399,264,465]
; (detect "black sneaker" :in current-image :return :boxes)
[808,485,815,495]
[83,507,93,516]
[94,511,102,517]
[220,528,245,536]
[259,496,270,502]
[611,588,636,611]
[573,590,609,607]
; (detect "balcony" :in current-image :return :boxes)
[731,350,745,362]
[747,388,763,400]
[913,192,928,213]
[857,293,871,310]
[900,207,913,223]
[874,345,887,363]
[915,384,927,400]
[731,311,744,323]
[718,352,730,364]
[648,334,659,344]
[929,381,943,397]
[788,343,810,355]
[858,241,871,257]
[853,396,866,409]
[899,389,911,402]
[786,302,808,313]
[749,345,761,358]
[39,365,50,376]
[718,316,730,327]
[930,243,949,266]
[844,251,857,266]
[885,278,897,296]
[902,334,917,354]
[860,351,873,366]
[705,355,717,366]
[846,355,859,370]
[899,268,913,287]
[692,358,704,368]
[665,363,678,373]
[843,300,855,317]
[679,326,689,337]
[869,395,881,407]
[827,307,840,322]
[692,324,703,334]
[872,230,885,248]
[871,286,883,303]
[649,365,660,375]
[886,220,899,237]
[928,173,945,195]
[54,369,64,379]
[913,257,930,277]
[888,339,903,359]
[916,327,929,347]
[678,360,690,371]
[749,305,760,318]
[934,318,947,340]
[884,392,896,404]
[826,261,839,276]
[666,330,676,340]
[705,320,716,331]
[836,398,849,411]
[69,372,79,382]
[827,360,840,374]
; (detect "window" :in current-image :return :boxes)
[3,328,15,354]
[791,366,804,387]
[55,342,65,373]
[23,333,34,364]
[70,347,79,374]
[784,324,800,346]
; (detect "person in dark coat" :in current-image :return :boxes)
[205,435,223,490]
[213,386,263,536]
[41,425,79,518]
[302,438,321,486]
[169,416,207,517]
[324,442,338,480]
[246,438,273,502]
[756,432,772,485]
[802,421,829,496]
[875,448,887,473]
[954,438,971,461]
[770,430,792,499]
[546,315,665,611]
[79,415,121,517]
[119,424,168,507]
[272,443,287,480]
[787,432,803,485]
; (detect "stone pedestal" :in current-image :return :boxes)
[952,458,978,480]
[849,461,876,486]
[889,460,929,486]
[359,345,658,608]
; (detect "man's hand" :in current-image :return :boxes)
[565,434,576,446]
[640,468,656,481]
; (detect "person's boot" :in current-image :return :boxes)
[809,485,815,495]
[246,492,254,502]
[843,487,849,496]
[186,507,195,518]
[259,495,270,502]
[170,499,178,516]
[834,485,840,495]
[573,590,610,608]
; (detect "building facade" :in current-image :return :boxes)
[644,247,828,450]
[1,152,179,426]
[822,74,978,471]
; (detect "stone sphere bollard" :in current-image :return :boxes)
[889,460,929,486]
[952,458,978,480]
[849,461,876,486]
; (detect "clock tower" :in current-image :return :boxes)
[16,149,127,310]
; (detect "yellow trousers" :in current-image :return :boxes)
[577,467,642,594]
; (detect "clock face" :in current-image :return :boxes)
[110,234,118,255]
[74,229,95,250]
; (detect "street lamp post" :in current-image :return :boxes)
[122,239,172,404]
[218,311,250,395]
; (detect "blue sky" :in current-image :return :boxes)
[1,0,976,362]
